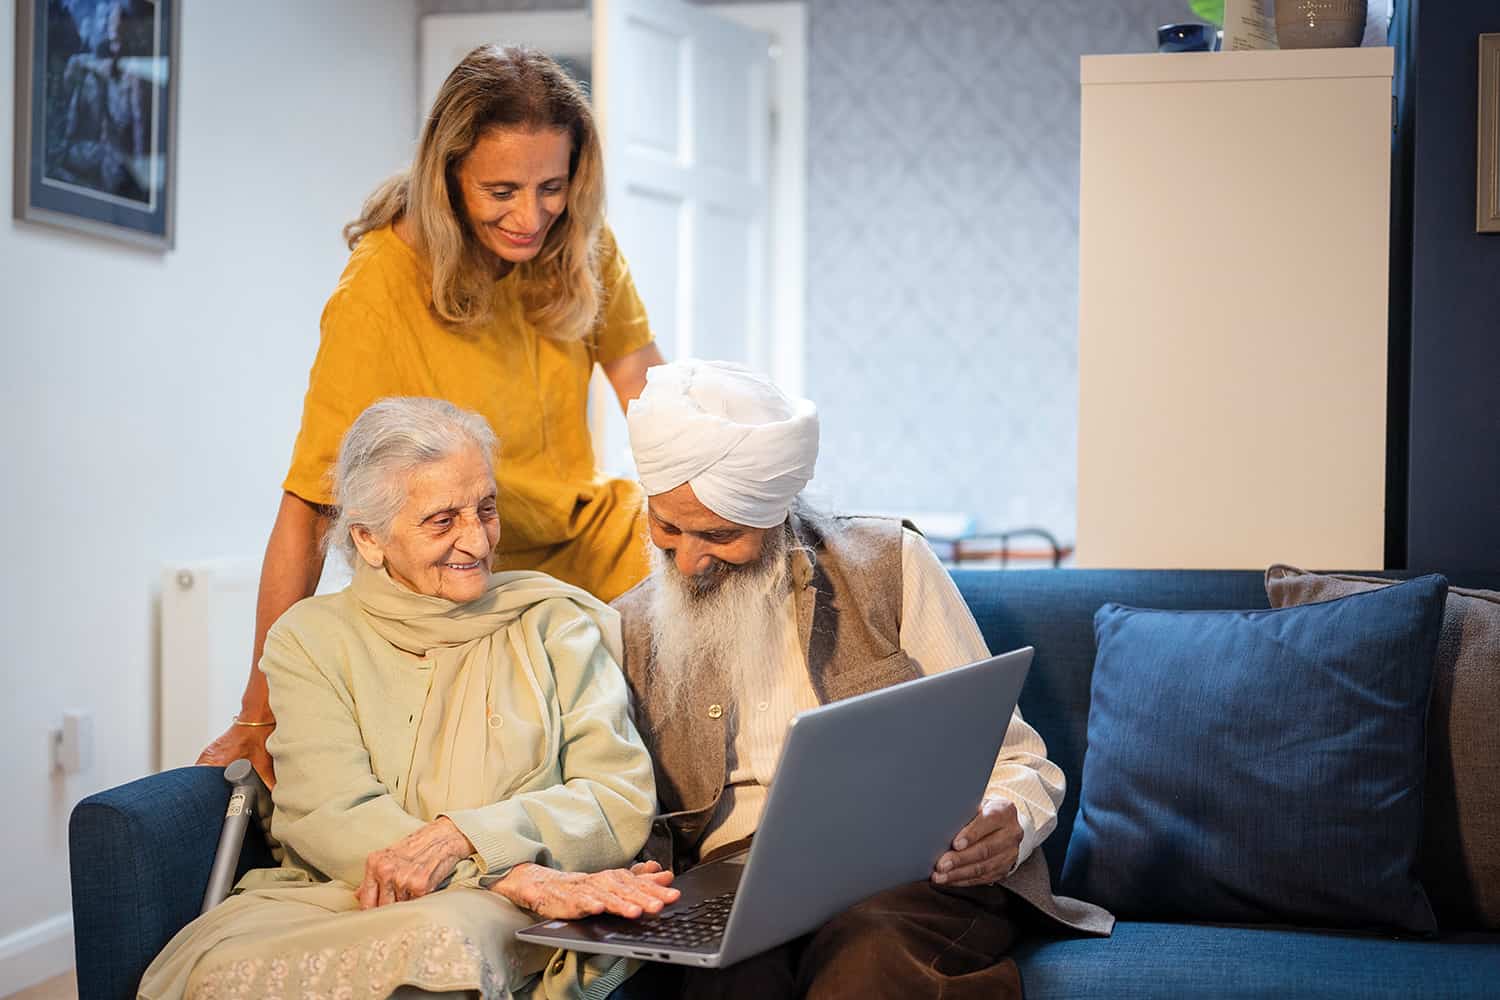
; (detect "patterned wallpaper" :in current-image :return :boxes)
[418,0,1187,543]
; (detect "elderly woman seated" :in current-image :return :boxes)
[141,397,675,999]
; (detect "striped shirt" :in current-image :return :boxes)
[698,528,1065,874]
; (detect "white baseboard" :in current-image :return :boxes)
[0,913,74,997]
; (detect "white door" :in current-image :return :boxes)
[591,0,771,471]
[593,0,769,366]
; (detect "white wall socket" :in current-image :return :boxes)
[53,710,94,775]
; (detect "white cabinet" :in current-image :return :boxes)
[1076,48,1395,569]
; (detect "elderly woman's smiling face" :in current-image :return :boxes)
[350,444,500,603]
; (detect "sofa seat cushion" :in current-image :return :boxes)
[1013,921,1500,1000]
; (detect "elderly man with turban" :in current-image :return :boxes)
[612,361,1112,999]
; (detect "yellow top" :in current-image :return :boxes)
[284,225,653,602]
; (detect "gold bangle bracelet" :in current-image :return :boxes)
[232,715,276,728]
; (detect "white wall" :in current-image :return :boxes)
[0,0,416,991]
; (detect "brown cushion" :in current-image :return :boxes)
[1265,565,1500,930]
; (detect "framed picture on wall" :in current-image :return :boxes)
[1480,33,1500,234]
[12,0,179,249]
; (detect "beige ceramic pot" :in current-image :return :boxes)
[1275,0,1368,49]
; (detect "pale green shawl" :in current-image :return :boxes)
[350,561,625,835]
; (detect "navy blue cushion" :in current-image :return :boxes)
[1014,921,1500,1000]
[951,567,1500,879]
[1060,575,1448,934]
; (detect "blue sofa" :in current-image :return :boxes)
[71,569,1500,998]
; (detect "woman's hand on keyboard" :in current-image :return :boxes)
[492,860,680,919]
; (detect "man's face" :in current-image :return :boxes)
[644,487,791,711]
[646,482,769,589]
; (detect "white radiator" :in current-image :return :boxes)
[157,557,351,770]
[158,559,259,770]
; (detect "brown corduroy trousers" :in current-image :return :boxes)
[623,879,1023,1000]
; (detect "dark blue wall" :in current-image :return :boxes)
[1400,1,1500,570]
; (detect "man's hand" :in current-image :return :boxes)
[932,798,1022,887]
[196,723,276,790]
[355,817,476,909]
[491,860,680,920]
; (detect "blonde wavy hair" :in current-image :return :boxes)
[344,45,605,339]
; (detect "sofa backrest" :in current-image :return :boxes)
[70,765,277,1000]
[952,569,1272,873]
[952,567,1500,879]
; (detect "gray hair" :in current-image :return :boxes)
[328,397,499,565]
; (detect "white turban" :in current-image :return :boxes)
[626,360,819,529]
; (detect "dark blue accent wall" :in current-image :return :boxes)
[1401,1,1500,570]
[1387,0,1417,568]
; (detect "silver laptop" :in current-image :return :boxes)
[516,647,1033,968]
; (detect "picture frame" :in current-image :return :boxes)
[1480,33,1500,234]
[12,0,179,250]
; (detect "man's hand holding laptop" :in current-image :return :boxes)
[932,797,1024,886]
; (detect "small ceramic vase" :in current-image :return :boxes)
[1275,0,1368,49]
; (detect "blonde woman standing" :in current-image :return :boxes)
[200,46,664,784]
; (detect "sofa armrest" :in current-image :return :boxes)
[69,765,275,1000]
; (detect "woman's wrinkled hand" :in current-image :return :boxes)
[196,724,276,790]
[491,860,680,919]
[356,817,476,909]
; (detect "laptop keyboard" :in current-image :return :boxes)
[604,891,736,950]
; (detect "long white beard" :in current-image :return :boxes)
[645,526,792,719]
